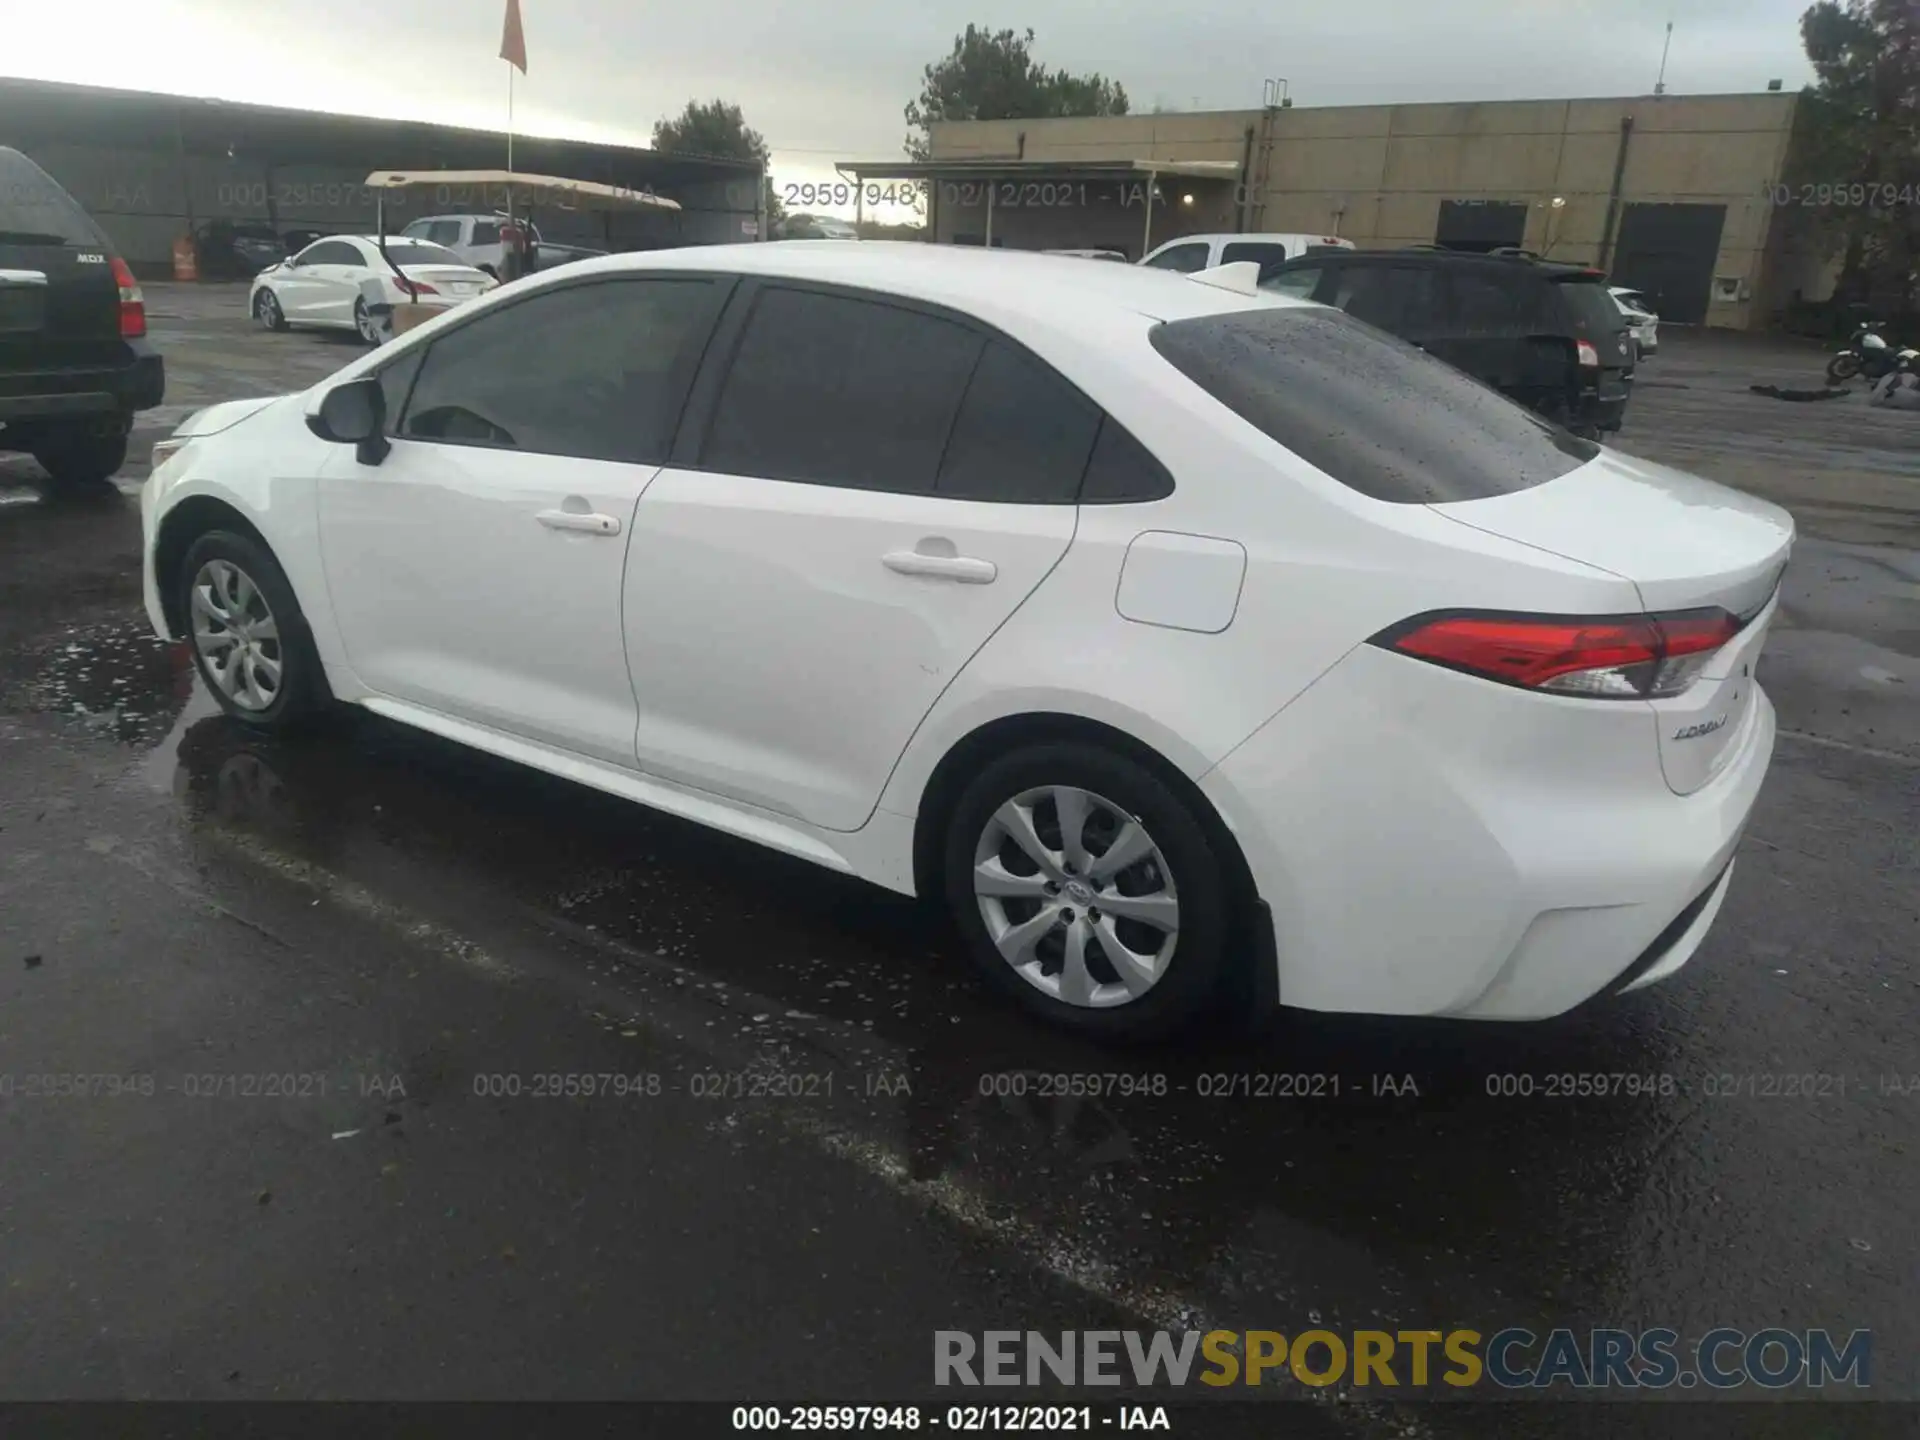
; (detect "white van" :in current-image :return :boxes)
[1140,232,1354,278]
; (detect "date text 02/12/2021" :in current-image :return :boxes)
[782,180,1166,210]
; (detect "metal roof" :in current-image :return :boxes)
[835,158,1241,183]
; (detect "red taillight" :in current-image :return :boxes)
[111,256,145,338]
[1374,608,1742,699]
[396,276,438,297]
[1576,339,1600,367]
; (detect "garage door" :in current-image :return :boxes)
[1435,200,1527,253]
[1611,203,1726,325]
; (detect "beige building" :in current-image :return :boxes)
[841,92,1821,330]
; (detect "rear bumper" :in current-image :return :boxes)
[1198,644,1775,1020]
[0,342,165,428]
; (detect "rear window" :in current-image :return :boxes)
[0,149,107,247]
[1552,277,1629,338]
[387,240,468,267]
[1148,306,1596,504]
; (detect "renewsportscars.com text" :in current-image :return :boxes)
[934,1328,1871,1391]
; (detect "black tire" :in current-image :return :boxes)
[942,742,1234,1041]
[32,426,127,492]
[1826,352,1860,383]
[176,530,329,729]
[255,288,288,332]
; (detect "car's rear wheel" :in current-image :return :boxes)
[255,288,287,332]
[178,531,326,728]
[31,424,127,493]
[354,298,383,347]
[943,742,1232,1040]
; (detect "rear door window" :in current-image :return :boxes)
[1220,241,1290,280]
[470,220,501,246]
[701,285,982,493]
[1144,242,1211,274]
[1149,306,1594,503]
[1328,265,1445,337]
[1261,265,1325,300]
[936,341,1101,503]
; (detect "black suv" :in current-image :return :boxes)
[1260,247,1635,436]
[1,147,164,489]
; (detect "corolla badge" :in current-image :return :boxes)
[1673,715,1729,741]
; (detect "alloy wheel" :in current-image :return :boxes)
[189,559,284,713]
[257,292,280,329]
[355,301,381,345]
[972,785,1180,1009]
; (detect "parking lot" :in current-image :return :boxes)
[2,282,1916,1433]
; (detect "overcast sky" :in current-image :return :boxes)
[6,0,1817,208]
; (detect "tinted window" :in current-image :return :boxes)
[470,220,500,245]
[400,278,720,463]
[1145,243,1210,274]
[937,341,1100,503]
[1442,269,1532,333]
[1261,265,1323,300]
[702,286,981,492]
[400,221,432,240]
[0,149,106,246]
[298,241,363,268]
[1079,417,1175,504]
[1553,277,1629,338]
[1221,241,1289,280]
[1329,265,1444,333]
[1149,306,1595,503]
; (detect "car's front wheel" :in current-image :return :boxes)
[943,742,1233,1039]
[255,288,288,332]
[177,531,327,728]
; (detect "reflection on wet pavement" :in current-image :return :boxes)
[2,616,194,748]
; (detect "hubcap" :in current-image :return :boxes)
[189,559,283,713]
[973,785,1179,1009]
[260,294,277,326]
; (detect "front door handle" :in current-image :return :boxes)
[882,550,997,583]
[537,508,622,536]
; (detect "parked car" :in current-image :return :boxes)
[249,235,496,344]
[143,243,1790,1039]
[399,213,606,276]
[0,146,163,490]
[191,219,286,278]
[1142,232,1354,281]
[1611,285,1659,358]
[280,228,341,254]
[1262,247,1637,437]
[778,213,860,240]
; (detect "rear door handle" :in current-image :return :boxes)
[537,508,622,536]
[882,550,997,583]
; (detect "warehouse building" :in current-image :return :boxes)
[841,91,1824,330]
[0,77,764,277]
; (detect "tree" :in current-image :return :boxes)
[1795,0,1920,310]
[653,98,783,225]
[904,26,1129,160]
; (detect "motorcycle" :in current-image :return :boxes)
[1826,322,1917,383]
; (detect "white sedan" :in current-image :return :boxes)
[1611,286,1660,358]
[249,235,496,344]
[145,244,1791,1039]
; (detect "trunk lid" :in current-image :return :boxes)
[399,263,490,296]
[1431,448,1794,795]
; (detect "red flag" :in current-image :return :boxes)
[500,0,527,73]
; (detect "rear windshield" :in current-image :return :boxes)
[1552,276,1629,338]
[0,149,108,247]
[386,240,468,267]
[1148,306,1596,504]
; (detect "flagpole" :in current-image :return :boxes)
[507,65,515,176]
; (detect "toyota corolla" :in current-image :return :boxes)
[142,243,1792,1039]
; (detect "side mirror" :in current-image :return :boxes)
[306,377,390,464]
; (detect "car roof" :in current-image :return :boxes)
[587,241,1308,324]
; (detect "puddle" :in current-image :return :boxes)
[5,616,196,747]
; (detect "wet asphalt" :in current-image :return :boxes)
[1,286,1916,1436]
